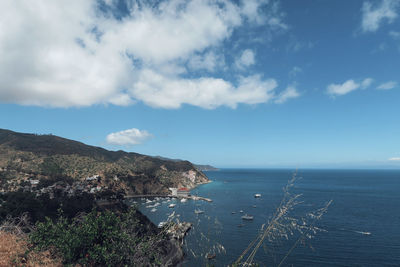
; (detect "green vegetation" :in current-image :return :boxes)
[40,157,65,176]
[0,191,95,223]
[30,208,162,266]
[0,192,183,266]
[0,128,202,265]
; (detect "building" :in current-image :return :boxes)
[169,188,178,196]
[86,174,100,181]
[29,180,40,188]
[177,187,190,197]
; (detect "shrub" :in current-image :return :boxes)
[29,208,161,266]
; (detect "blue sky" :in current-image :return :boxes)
[1,0,400,168]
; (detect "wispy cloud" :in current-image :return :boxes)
[389,30,400,39]
[361,0,399,32]
[289,66,302,78]
[327,78,373,96]
[274,86,300,104]
[377,81,398,90]
[106,128,153,146]
[361,78,374,89]
[388,157,400,161]
[235,49,256,70]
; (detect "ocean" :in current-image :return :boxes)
[133,169,400,266]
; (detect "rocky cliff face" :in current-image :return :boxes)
[0,129,209,194]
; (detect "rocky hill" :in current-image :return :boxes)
[194,164,219,171]
[0,129,209,195]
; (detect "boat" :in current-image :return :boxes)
[158,221,167,228]
[253,205,257,208]
[231,211,236,214]
[194,209,204,214]
[150,208,157,212]
[239,210,244,213]
[241,214,254,220]
[206,253,216,260]
[237,224,244,227]
[254,193,261,198]
[180,198,187,203]
[168,203,176,208]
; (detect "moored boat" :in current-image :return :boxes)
[206,253,216,260]
[158,221,167,228]
[241,214,254,220]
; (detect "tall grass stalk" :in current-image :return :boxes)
[234,172,332,266]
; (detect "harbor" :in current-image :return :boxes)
[124,194,212,202]
[124,186,213,203]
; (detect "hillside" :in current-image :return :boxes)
[194,164,219,171]
[0,129,209,195]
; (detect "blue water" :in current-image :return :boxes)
[134,169,400,266]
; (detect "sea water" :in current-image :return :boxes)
[135,169,400,266]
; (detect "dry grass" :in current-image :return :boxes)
[234,172,333,266]
[0,231,62,267]
[0,213,63,267]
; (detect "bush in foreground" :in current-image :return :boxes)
[30,208,167,266]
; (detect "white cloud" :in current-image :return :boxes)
[361,0,399,32]
[188,51,224,72]
[274,86,300,104]
[377,81,398,90]
[131,69,277,109]
[106,128,152,146]
[388,157,400,161]
[241,0,287,29]
[235,49,256,70]
[389,30,400,39]
[327,80,360,96]
[361,78,374,89]
[0,0,288,109]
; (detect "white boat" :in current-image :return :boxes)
[241,214,254,220]
[239,210,244,213]
[194,209,204,214]
[254,193,261,198]
[150,208,157,212]
[180,198,187,203]
[168,204,176,208]
[158,221,167,228]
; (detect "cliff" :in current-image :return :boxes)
[0,128,209,195]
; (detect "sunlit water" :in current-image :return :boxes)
[131,169,400,266]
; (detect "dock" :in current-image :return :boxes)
[124,194,212,202]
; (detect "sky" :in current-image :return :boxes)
[1,0,400,168]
